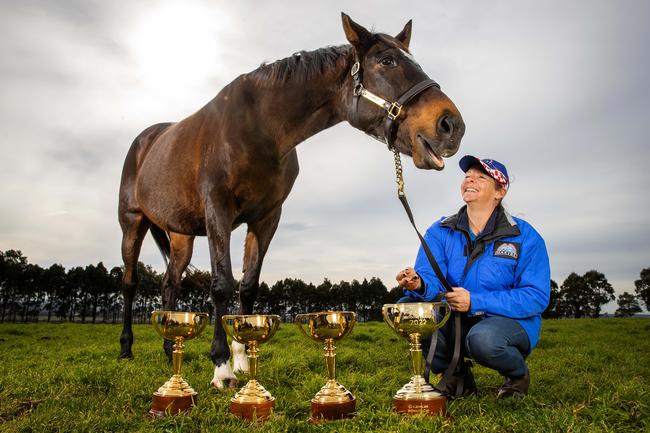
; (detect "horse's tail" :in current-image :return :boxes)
[149,226,204,284]
[149,225,170,266]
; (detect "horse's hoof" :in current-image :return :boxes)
[211,363,237,390]
[118,352,133,360]
[210,378,238,390]
[211,378,236,390]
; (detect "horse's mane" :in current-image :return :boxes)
[248,45,353,86]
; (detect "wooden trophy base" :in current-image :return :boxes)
[150,393,196,417]
[310,398,356,423]
[230,399,275,421]
[393,395,446,416]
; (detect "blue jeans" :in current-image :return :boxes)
[397,297,530,379]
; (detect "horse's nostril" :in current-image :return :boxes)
[438,115,453,138]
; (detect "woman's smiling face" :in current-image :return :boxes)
[461,167,506,207]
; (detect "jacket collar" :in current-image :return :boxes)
[441,205,520,241]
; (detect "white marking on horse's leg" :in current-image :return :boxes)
[231,341,249,374]
[211,362,236,389]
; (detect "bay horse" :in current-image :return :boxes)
[118,13,465,388]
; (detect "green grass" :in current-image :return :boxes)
[0,319,648,432]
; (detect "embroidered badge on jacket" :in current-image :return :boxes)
[493,241,520,260]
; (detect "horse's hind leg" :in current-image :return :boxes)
[119,211,151,359]
[240,208,282,314]
[161,232,195,358]
[232,207,282,374]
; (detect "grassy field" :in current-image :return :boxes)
[0,318,648,432]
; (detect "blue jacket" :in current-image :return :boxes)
[404,205,550,351]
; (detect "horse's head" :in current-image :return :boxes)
[342,13,465,170]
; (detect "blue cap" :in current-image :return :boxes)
[459,155,509,190]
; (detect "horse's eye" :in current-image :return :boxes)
[379,56,396,67]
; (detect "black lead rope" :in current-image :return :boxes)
[396,169,464,398]
[347,55,464,396]
[397,193,462,389]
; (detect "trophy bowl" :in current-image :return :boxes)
[222,314,280,421]
[296,311,357,422]
[149,310,209,417]
[382,302,450,416]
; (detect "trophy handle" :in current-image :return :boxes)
[435,302,451,330]
[344,312,357,338]
[270,315,281,337]
[382,304,399,333]
[295,314,311,340]
[221,315,238,343]
[194,313,209,337]
[151,310,167,339]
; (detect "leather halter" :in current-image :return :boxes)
[350,56,441,150]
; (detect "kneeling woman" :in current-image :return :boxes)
[396,155,550,398]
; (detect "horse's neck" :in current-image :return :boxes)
[251,58,353,157]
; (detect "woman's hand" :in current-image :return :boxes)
[445,287,471,312]
[396,267,421,291]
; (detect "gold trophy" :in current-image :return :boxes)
[149,310,209,416]
[295,311,357,422]
[382,302,450,416]
[222,314,280,421]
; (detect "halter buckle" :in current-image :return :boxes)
[387,102,403,120]
[351,62,360,77]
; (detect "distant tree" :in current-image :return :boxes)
[615,292,642,317]
[263,278,311,320]
[542,280,560,319]
[285,278,316,318]
[558,271,614,318]
[0,250,30,322]
[583,270,614,318]
[107,267,124,323]
[43,264,67,322]
[255,282,273,314]
[20,263,45,322]
[634,267,650,311]
[311,278,333,312]
[345,279,364,315]
[82,262,111,323]
[63,267,85,321]
[179,269,211,314]
[357,277,389,321]
[133,262,162,323]
[387,285,404,302]
[558,273,591,318]
[331,280,351,311]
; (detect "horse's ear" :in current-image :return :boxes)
[341,12,372,50]
[395,20,412,50]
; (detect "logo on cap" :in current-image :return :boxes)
[459,155,509,190]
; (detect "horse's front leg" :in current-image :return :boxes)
[232,207,283,374]
[205,204,238,390]
[161,233,195,359]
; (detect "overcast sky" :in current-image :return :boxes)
[1,0,649,313]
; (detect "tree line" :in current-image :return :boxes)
[543,270,648,318]
[1,249,648,323]
[0,249,399,323]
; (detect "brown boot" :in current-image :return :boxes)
[434,360,477,399]
[497,372,529,399]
